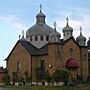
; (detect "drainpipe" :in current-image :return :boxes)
[31,55,32,85]
[80,47,82,80]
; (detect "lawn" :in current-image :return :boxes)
[1,84,90,90]
[0,85,69,90]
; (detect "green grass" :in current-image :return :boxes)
[0,85,69,90]
[2,84,90,90]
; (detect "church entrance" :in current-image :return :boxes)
[68,69,78,80]
[65,58,80,80]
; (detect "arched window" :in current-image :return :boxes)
[56,51,61,60]
[40,60,45,71]
[46,36,49,41]
[40,35,43,41]
[39,60,45,79]
[64,33,65,37]
[69,48,73,56]
[54,38,56,42]
[67,32,69,36]
[35,36,38,41]
[69,48,73,53]
[30,36,32,41]
[16,61,21,72]
[84,54,87,60]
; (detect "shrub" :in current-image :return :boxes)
[87,75,90,82]
[2,74,10,85]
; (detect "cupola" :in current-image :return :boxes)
[50,22,61,43]
[76,26,86,46]
[63,17,73,40]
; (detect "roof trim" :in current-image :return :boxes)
[5,40,20,61]
[64,37,80,47]
[5,40,48,61]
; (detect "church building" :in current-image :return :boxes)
[6,5,89,85]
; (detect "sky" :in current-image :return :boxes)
[0,0,90,68]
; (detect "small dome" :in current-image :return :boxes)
[50,21,61,38]
[63,25,73,32]
[63,17,73,32]
[36,4,46,18]
[36,11,46,18]
[76,34,86,41]
[66,58,80,68]
[76,27,86,41]
[50,29,61,38]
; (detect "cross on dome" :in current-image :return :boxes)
[22,30,24,35]
[54,21,57,29]
[40,4,42,12]
[80,26,82,35]
[19,35,21,40]
[66,17,69,25]
[22,30,24,38]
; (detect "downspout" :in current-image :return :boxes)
[31,55,32,85]
[80,47,82,80]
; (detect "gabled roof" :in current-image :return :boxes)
[49,37,79,46]
[5,40,48,61]
[20,40,48,56]
[64,37,80,47]
[64,37,88,48]
[49,39,64,45]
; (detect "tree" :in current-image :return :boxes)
[35,68,41,85]
[52,70,61,82]
[24,71,31,84]
[12,72,18,84]
[61,70,70,85]
[44,71,51,85]
[3,74,10,85]
[52,69,70,85]
[20,76,25,85]
[26,75,31,84]
[87,75,90,82]
[25,71,28,83]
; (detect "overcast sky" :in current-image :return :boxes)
[0,0,90,67]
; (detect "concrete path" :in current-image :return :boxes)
[0,88,8,90]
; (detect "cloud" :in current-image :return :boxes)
[0,15,28,32]
[12,22,27,31]
[57,19,82,28]
[55,5,90,40]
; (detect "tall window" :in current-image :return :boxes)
[69,48,73,53]
[56,51,61,60]
[39,60,45,80]
[54,38,56,42]
[30,36,32,41]
[67,32,69,36]
[69,48,73,56]
[40,35,43,41]
[71,32,72,36]
[64,33,65,37]
[40,60,45,72]
[35,36,38,41]
[46,36,49,41]
[16,61,21,72]
[88,53,90,61]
